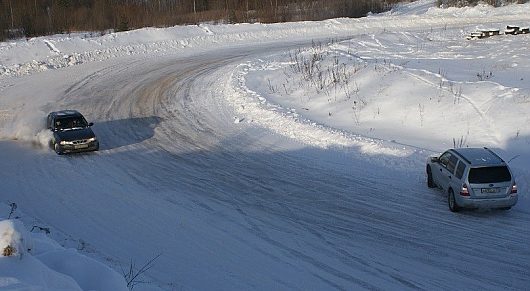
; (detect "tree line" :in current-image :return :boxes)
[4,0,526,41]
[1,0,402,41]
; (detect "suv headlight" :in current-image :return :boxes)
[59,140,73,145]
[87,137,97,142]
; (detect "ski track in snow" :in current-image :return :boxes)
[1,2,530,290]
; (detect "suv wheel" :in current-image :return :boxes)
[427,166,435,188]
[448,189,460,212]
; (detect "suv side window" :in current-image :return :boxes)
[455,161,466,179]
[447,155,458,174]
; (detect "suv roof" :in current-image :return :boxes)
[450,147,505,167]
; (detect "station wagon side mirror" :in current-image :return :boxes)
[88,122,94,127]
[430,157,440,163]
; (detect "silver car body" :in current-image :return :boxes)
[427,147,518,211]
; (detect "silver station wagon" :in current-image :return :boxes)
[426,147,518,212]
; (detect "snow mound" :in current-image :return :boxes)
[0,219,128,291]
[386,0,530,17]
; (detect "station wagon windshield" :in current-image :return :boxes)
[55,117,88,130]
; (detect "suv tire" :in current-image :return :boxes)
[427,166,435,188]
[448,189,460,212]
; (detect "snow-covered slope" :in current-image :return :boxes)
[1,0,529,290]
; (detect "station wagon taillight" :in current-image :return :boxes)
[460,184,470,196]
[511,182,518,194]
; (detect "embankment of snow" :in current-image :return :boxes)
[388,0,530,17]
[0,218,128,291]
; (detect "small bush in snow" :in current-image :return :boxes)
[3,245,16,256]
[0,219,33,257]
[122,253,161,290]
[476,70,493,81]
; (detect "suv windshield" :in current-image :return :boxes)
[468,166,511,184]
[55,116,88,131]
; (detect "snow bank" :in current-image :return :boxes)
[37,249,128,291]
[388,0,530,16]
[0,219,128,291]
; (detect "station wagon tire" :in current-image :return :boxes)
[427,166,435,188]
[448,189,460,212]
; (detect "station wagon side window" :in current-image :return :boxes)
[446,155,458,174]
[439,152,451,167]
[455,161,466,179]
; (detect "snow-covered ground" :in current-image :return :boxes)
[1,0,530,289]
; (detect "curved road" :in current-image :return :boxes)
[1,42,529,290]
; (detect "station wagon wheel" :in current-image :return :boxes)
[448,189,460,212]
[426,165,435,188]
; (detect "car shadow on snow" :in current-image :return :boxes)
[92,116,162,150]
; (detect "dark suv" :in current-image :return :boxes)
[47,110,99,155]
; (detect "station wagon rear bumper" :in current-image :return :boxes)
[457,194,517,209]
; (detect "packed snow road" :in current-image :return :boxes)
[1,40,529,290]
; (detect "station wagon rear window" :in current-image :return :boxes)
[468,166,511,184]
